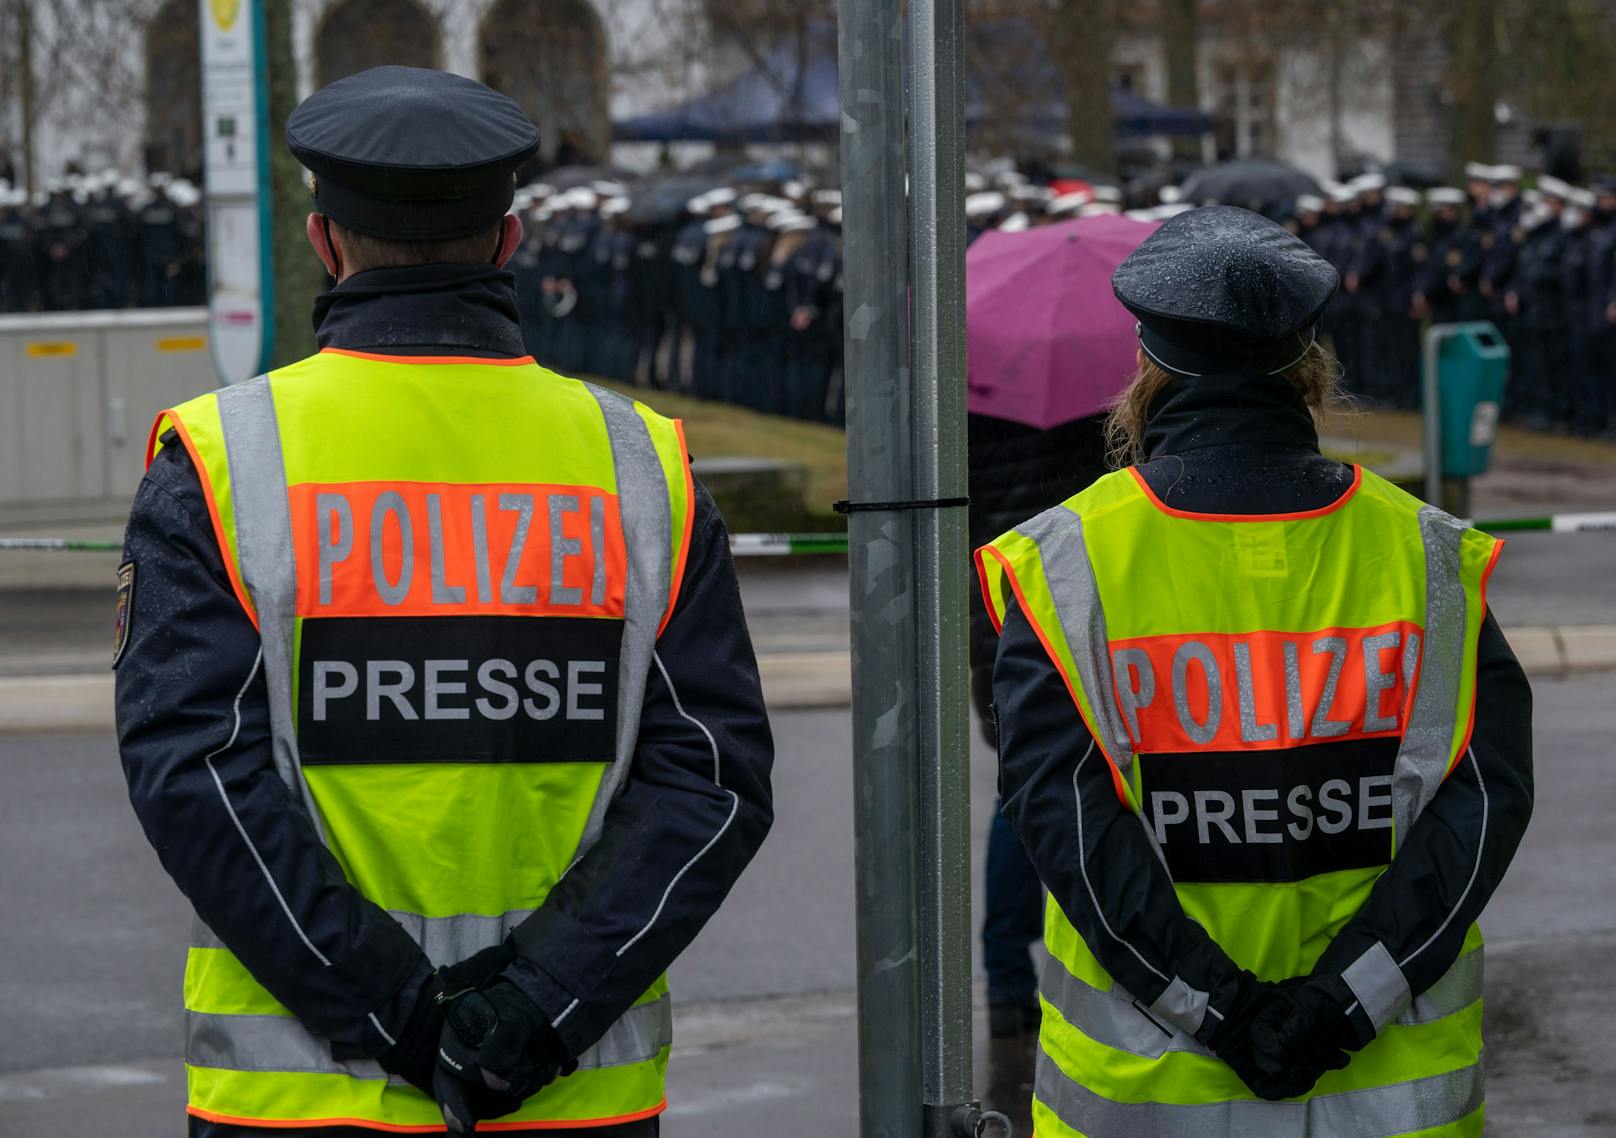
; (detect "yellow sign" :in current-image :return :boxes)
[210,0,240,32]
[26,342,77,358]
[157,336,207,353]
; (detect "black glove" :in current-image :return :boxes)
[1249,975,1362,1091]
[434,980,576,1133]
[376,941,519,1096]
[1210,974,1344,1101]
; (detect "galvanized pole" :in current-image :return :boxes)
[839,0,981,1130]
[835,0,923,1133]
[906,0,975,1132]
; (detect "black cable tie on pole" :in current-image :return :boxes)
[833,495,970,515]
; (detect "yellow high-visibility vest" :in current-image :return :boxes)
[150,346,695,1131]
[977,465,1500,1138]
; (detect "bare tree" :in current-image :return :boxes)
[1053,0,1117,175]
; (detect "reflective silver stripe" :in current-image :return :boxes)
[186,995,671,1076]
[215,377,321,833]
[384,909,534,965]
[1399,946,1483,1026]
[1342,941,1413,1032]
[1013,506,1137,769]
[1037,943,1481,1062]
[1034,1043,1483,1137]
[1392,508,1470,842]
[581,386,673,853]
[191,907,534,964]
[1037,945,1212,1060]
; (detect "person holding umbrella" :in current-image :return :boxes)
[964,213,1158,1127]
[977,206,1532,1136]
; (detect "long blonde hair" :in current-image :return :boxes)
[1102,341,1348,469]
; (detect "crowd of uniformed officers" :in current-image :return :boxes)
[510,181,848,425]
[0,172,206,315]
[11,156,1616,438]
[1291,163,1616,438]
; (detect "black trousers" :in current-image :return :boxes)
[191,1116,659,1137]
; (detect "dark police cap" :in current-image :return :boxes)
[287,66,540,240]
[1112,205,1339,377]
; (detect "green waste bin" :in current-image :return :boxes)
[1423,322,1511,480]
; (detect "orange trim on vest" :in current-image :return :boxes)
[1127,464,1364,522]
[658,419,697,638]
[974,546,1006,635]
[319,347,537,367]
[187,1099,667,1132]
[976,544,1130,804]
[1452,538,1506,772]
[160,410,260,630]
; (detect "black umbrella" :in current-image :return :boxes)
[624,173,729,226]
[1178,159,1323,211]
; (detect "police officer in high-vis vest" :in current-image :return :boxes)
[114,67,774,1136]
[977,207,1533,1137]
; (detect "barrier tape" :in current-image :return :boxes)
[4,512,1615,558]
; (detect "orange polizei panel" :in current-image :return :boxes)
[288,481,627,620]
[1108,621,1425,754]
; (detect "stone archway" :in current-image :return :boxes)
[316,0,442,88]
[144,0,203,179]
[479,0,610,171]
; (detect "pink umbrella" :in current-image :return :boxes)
[966,214,1159,429]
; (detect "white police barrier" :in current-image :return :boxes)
[0,308,214,528]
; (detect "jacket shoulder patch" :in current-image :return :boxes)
[113,561,135,669]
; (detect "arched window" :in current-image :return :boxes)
[144,0,203,180]
[316,0,441,87]
[479,0,610,171]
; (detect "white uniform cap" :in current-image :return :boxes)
[782,181,806,201]
[527,183,556,199]
[705,187,738,207]
[565,188,598,210]
[685,194,712,216]
[1490,164,1523,183]
[1426,187,1466,206]
[964,172,987,192]
[704,213,742,234]
[1294,194,1324,214]
[774,216,817,233]
[600,197,631,218]
[1079,202,1121,217]
[766,209,807,231]
[810,188,841,207]
[1351,173,1387,193]
[1463,162,1492,181]
[1091,185,1123,204]
[1046,192,1087,216]
[591,180,628,197]
[994,170,1028,187]
[1329,186,1357,205]
[1572,187,1596,209]
[1537,175,1572,201]
[1158,185,1183,204]
[1521,188,1542,206]
[828,206,842,225]
[965,191,1007,218]
[1384,187,1422,207]
[998,211,1030,232]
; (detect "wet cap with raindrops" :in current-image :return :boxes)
[1111,205,1339,378]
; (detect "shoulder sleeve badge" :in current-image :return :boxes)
[113,561,135,669]
[1412,244,1428,262]
[1446,248,1464,267]
[1481,232,1495,250]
